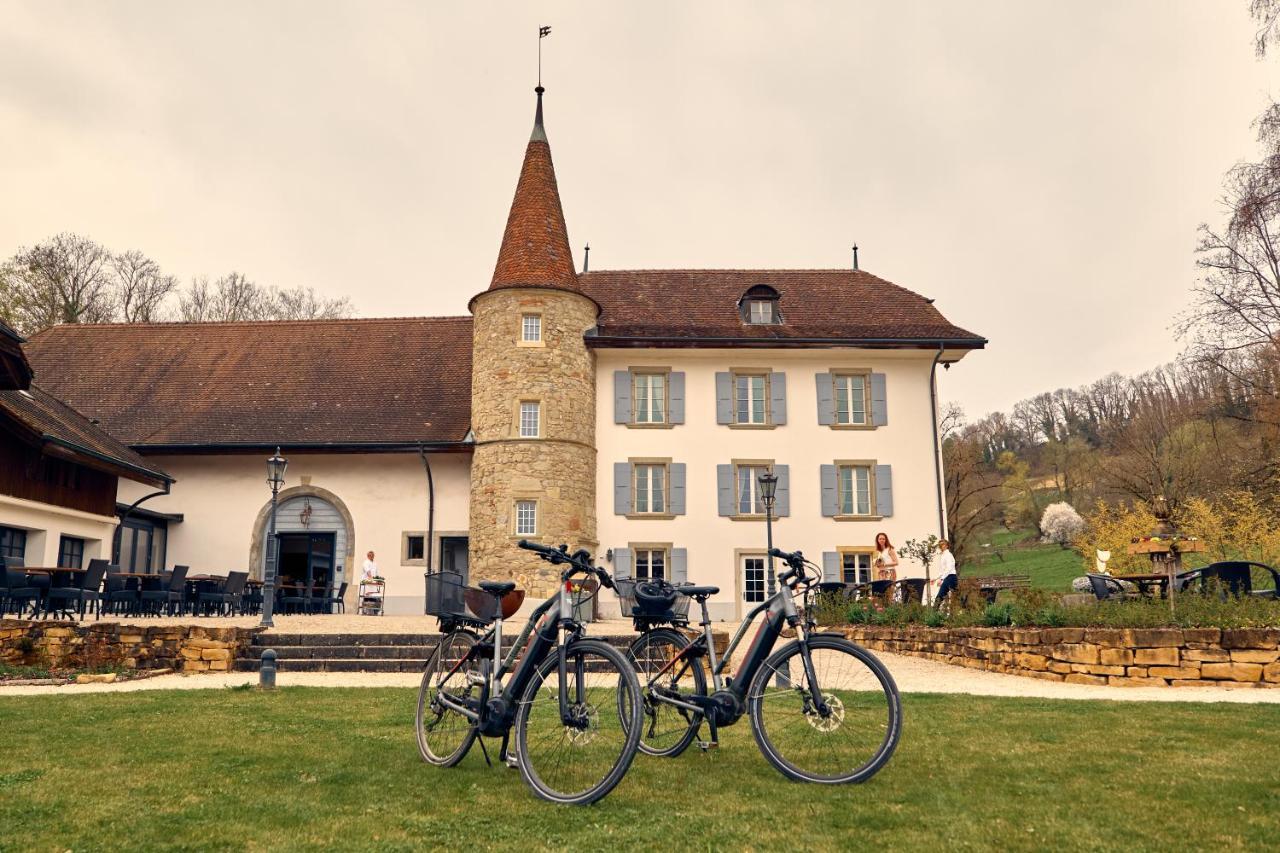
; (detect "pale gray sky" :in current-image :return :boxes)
[1,2,1275,419]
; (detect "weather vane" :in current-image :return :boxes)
[538,25,551,87]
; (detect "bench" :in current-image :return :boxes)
[965,574,1031,604]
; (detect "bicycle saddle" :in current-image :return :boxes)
[479,580,517,597]
[633,579,678,610]
[679,585,719,599]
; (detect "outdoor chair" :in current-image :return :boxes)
[868,579,895,601]
[44,560,107,621]
[323,581,348,614]
[893,578,927,605]
[2,569,40,617]
[196,571,248,616]
[281,584,311,615]
[102,570,139,616]
[140,564,189,616]
[240,579,263,616]
[1086,573,1129,601]
[1197,561,1280,599]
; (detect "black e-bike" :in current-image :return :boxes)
[415,541,643,805]
[626,547,902,783]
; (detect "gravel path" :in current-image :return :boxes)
[3,650,1277,702]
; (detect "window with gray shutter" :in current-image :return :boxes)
[669,463,687,515]
[715,372,732,424]
[822,552,840,583]
[613,547,632,580]
[816,372,835,425]
[716,464,735,516]
[671,548,688,583]
[614,370,632,424]
[669,372,686,424]
[875,464,894,517]
[820,464,838,517]
[769,372,787,425]
[613,462,631,515]
[870,372,888,426]
[774,464,790,517]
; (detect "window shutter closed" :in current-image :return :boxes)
[614,371,632,424]
[822,551,840,583]
[774,464,790,517]
[671,548,688,583]
[820,464,838,517]
[870,373,888,426]
[613,462,632,515]
[770,372,787,425]
[876,464,894,517]
[669,463,687,515]
[613,547,632,580]
[669,372,686,424]
[715,372,732,424]
[816,372,835,425]
[716,464,735,516]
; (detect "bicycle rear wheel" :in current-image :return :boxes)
[515,638,643,805]
[416,631,480,767]
[748,635,901,784]
[626,628,705,757]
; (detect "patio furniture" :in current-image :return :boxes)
[241,579,263,616]
[195,571,248,616]
[140,564,189,616]
[102,570,139,616]
[892,578,927,605]
[279,583,311,615]
[322,582,348,614]
[1197,561,1280,599]
[2,568,40,617]
[968,574,1032,604]
[1086,573,1131,601]
[44,561,107,621]
[867,579,895,601]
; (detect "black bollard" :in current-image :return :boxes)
[259,648,277,690]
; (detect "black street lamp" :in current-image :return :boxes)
[758,471,779,599]
[259,447,288,628]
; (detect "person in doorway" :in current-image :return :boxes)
[362,551,379,581]
[874,532,899,581]
[934,539,957,606]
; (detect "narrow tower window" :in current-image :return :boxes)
[515,500,538,535]
[519,401,541,438]
[522,314,542,342]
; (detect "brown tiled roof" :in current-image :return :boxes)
[579,269,985,346]
[0,319,32,390]
[482,91,583,302]
[24,317,474,449]
[0,384,170,485]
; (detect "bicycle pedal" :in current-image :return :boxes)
[504,753,520,769]
[696,741,719,752]
[466,671,486,686]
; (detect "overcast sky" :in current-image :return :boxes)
[2,2,1276,419]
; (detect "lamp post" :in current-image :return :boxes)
[758,471,779,598]
[259,447,288,629]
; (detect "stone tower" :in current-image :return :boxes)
[467,87,599,596]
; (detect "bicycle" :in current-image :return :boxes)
[415,540,644,806]
[625,547,902,783]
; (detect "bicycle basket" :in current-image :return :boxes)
[425,571,467,620]
[615,579,692,621]
[462,586,526,622]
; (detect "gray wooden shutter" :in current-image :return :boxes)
[613,462,632,515]
[876,464,894,517]
[613,548,632,580]
[773,464,790,517]
[769,372,787,425]
[870,372,888,427]
[670,548,688,583]
[715,372,732,424]
[816,372,835,426]
[716,464,735,516]
[614,370,632,424]
[669,372,686,424]
[822,551,840,583]
[669,463,686,515]
[820,464,838,517]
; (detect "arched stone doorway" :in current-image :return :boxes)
[249,486,356,605]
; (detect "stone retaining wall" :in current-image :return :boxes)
[839,625,1280,687]
[0,620,261,673]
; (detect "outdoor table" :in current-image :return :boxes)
[1114,573,1170,598]
[23,567,87,588]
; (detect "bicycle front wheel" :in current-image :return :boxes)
[748,635,901,784]
[416,631,479,767]
[627,628,706,758]
[515,638,643,805]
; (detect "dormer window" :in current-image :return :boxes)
[738,284,781,325]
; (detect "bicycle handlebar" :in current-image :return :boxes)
[517,539,615,589]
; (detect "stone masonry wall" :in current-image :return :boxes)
[0,619,259,673]
[469,287,598,597]
[840,625,1280,687]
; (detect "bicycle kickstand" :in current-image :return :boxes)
[498,731,518,769]
[696,718,720,754]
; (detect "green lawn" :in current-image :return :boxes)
[964,529,1084,591]
[2,688,1278,851]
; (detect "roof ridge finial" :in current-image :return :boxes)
[532,25,551,142]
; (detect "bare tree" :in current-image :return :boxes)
[270,286,354,320]
[7,233,115,333]
[941,405,1004,565]
[112,250,177,323]
[178,274,354,322]
[1253,0,1280,56]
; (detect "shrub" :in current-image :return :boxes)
[1040,502,1084,547]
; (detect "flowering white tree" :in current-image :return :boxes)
[1040,502,1084,548]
